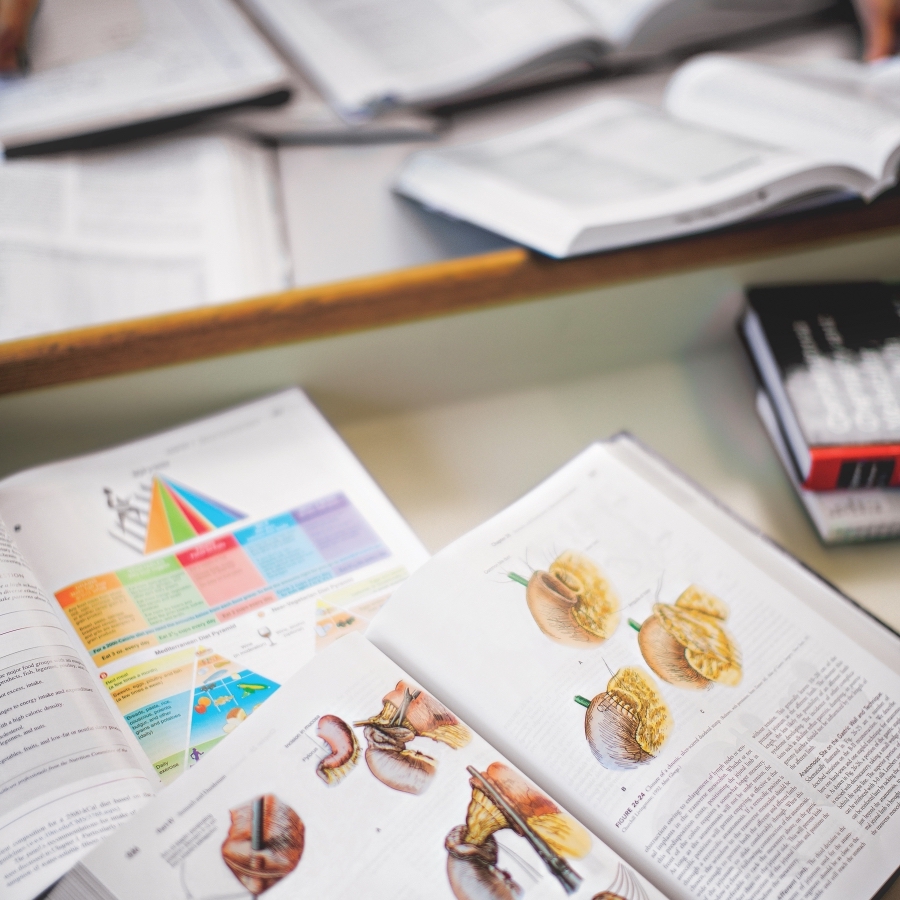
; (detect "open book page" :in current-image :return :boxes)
[0,135,289,343]
[0,390,428,787]
[568,0,833,57]
[49,633,668,900]
[664,54,900,195]
[0,517,154,900]
[241,0,597,116]
[368,440,900,900]
[217,72,441,141]
[0,0,288,151]
[395,99,865,257]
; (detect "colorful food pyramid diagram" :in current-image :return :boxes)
[145,476,245,554]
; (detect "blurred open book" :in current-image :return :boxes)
[240,0,833,118]
[395,55,900,257]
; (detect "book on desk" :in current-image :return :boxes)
[0,391,898,900]
[395,54,900,257]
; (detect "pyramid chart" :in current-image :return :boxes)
[144,476,245,554]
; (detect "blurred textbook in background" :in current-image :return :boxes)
[0,0,290,155]
[395,54,900,257]
[0,135,289,342]
[240,0,833,118]
[0,388,428,900]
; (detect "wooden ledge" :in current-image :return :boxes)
[2,191,900,396]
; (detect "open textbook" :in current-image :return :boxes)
[395,54,900,257]
[48,436,900,900]
[50,635,667,900]
[0,0,289,155]
[0,134,289,343]
[0,389,427,900]
[240,0,831,118]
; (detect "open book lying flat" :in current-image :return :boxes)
[47,435,900,900]
[0,134,290,343]
[0,0,289,155]
[0,389,428,900]
[240,0,832,119]
[395,54,900,257]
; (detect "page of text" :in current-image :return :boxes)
[0,518,153,900]
[244,0,595,114]
[396,100,846,257]
[665,55,900,190]
[0,135,288,342]
[0,0,286,148]
[369,443,900,900]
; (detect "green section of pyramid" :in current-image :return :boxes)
[158,482,197,544]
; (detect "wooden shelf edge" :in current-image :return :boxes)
[2,193,899,396]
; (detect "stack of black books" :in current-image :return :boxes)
[741,281,900,544]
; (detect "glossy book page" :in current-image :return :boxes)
[368,439,900,900]
[48,634,665,900]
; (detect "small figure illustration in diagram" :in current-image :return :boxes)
[507,550,620,647]
[353,681,472,794]
[445,761,590,899]
[628,585,742,690]
[575,667,672,770]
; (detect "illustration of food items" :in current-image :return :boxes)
[315,714,360,786]
[629,586,742,690]
[445,762,590,900]
[313,682,473,794]
[508,551,620,647]
[221,795,304,897]
[575,667,672,770]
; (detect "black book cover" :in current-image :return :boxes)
[746,282,900,452]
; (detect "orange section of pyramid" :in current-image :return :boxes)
[143,477,244,554]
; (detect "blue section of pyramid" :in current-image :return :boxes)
[163,479,244,528]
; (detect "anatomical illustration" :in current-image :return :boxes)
[354,681,472,794]
[315,714,359,786]
[629,585,742,689]
[221,794,304,897]
[445,761,589,899]
[508,551,620,647]
[575,667,672,770]
[591,862,650,900]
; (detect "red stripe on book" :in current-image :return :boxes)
[804,444,900,490]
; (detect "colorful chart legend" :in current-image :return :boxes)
[59,492,391,665]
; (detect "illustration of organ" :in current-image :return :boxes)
[381,681,472,748]
[631,585,742,689]
[221,795,304,897]
[575,667,672,770]
[509,551,619,646]
[355,682,470,794]
[446,762,588,900]
[315,714,359,786]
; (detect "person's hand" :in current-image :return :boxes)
[0,0,39,73]
[857,0,900,60]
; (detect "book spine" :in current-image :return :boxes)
[805,444,900,490]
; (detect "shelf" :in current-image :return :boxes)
[2,190,899,396]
